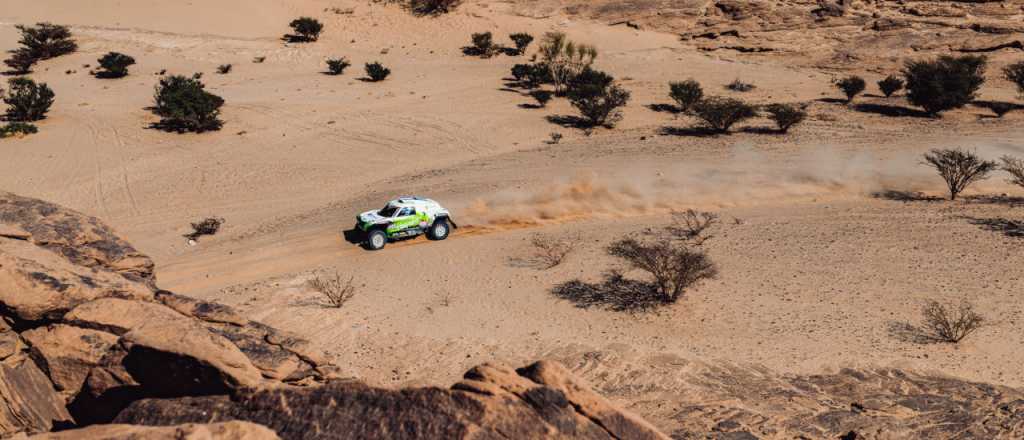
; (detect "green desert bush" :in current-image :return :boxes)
[878,75,904,98]
[409,0,461,15]
[2,77,55,122]
[95,52,136,78]
[466,32,495,57]
[4,23,77,74]
[288,17,323,42]
[669,80,703,112]
[3,49,37,74]
[764,103,806,133]
[566,68,631,127]
[152,74,225,133]
[326,58,351,75]
[365,62,391,81]
[539,32,597,95]
[835,75,866,102]
[903,55,986,116]
[0,122,38,138]
[692,97,757,133]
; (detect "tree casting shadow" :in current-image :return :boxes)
[963,217,1024,238]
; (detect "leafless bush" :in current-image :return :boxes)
[607,238,717,303]
[307,271,357,308]
[528,234,577,269]
[922,148,997,200]
[184,217,224,241]
[922,300,983,343]
[1003,155,1024,190]
[666,210,718,244]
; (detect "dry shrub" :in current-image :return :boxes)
[922,300,983,343]
[307,271,357,308]
[607,238,717,303]
[666,209,718,244]
[1003,155,1024,190]
[528,234,577,269]
[184,217,224,241]
[922,148,997,200]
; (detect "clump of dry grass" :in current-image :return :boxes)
[307,271,357,308]
[529,234,577,269]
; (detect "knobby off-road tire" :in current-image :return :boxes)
[366,229,388,250]
[427,218,450,241]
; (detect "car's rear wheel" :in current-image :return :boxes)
[427,219,450,240]
[366,229,387,250]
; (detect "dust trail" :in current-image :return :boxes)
[460,143,1023,228]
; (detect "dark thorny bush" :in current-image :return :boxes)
[922,148,997,200]
[903,55,986,116]
[365,62,391,81]
[692,96,756,133]
[835,75,866,102]
[3,49,37,74]
[96,52,135,78]
[0,122,38,138]
[152,74,225,133]
[2,77,54,122]
[509,33,534,55]
[922,300,984,343]
[764,103,807,133]
[216,64,232,74]
[510,63,550,88]
[1002,155,1024,190]
[607,238,717,303]
[1004,61,1024,99]
[185,217,224,241]
[878,75,904,98]
[326,58,351,75]
[566,68,630,127]
[14,23,77,60]
[669,79,703,112]
[725,78,754,92]
[409,0,462,15]
[288,17,323,42]
[465,32,495,57]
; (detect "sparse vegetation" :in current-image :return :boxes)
[726,79,754,92]
[2,77,55,122]
[1003,61,1024,99]
[326,57,351,75]
[365,62,391,81]
[607,237,718,303]
[307,271,357,308]
[835,75,866,103]
[922,148,997,200]
[692,96,757,133]
[510,63,550,88]
[922,300,984,344]
[0,122,38,138]
[184,217,224,241]
[465,32,495,57]
[95,52,136,78]
[509,33,534,56]
[152,74,225,133]
[216,64,232,75]
[903,55,986,117]
[764,103,807,133]
[669,80,703,113]
[566,68,630,128]
[288,17,323,42]
[666,209,718,245]
[526,233,577,269]
[408,0,461,15]
[548,132,563,144]
[4,23,78,74]
[878,75,904,98]
[1002,155,1024,190]
[530,90,553,107]
[539,32,597,95]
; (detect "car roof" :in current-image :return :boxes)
[388,196,438,207]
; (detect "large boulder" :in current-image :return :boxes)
[21,325,118,398]
[0,355,74,435]
[27,421,280,440]
[115,360,669,440]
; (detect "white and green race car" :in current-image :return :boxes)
[354,197,457,250]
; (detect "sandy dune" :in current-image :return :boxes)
[3,0,1024,435]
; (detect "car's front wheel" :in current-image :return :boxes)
[427,219,450,240]
[366,229,388,250]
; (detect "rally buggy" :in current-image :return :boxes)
[353,197,458,250]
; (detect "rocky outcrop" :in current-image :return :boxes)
[115,360,667,440]
[0,192,338,436]
[27,421,280,440]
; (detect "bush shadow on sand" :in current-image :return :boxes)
[551,272,668,313]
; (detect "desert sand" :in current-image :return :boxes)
[2,0,1024,435]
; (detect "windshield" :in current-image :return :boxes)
[378,206,398,217]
